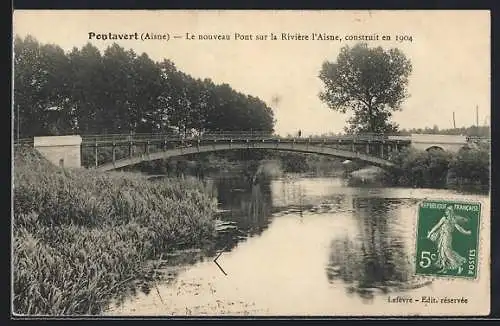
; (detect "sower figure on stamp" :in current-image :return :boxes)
[427,205,471,274]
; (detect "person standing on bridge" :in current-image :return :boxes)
[298,129,302,138]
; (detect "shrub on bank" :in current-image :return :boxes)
[13,147,218,315]
[448,145,490,187]
[386,145,489,189]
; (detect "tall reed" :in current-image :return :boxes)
[13,148,218,315]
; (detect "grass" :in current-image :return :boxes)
[13,147,218,315]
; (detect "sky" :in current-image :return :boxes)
[12,10,490,136]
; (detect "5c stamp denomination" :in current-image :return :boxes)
[415,200,481,279]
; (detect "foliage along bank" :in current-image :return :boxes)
[13,147,218,315]
[383,144,490,191]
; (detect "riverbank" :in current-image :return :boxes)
[13,147,219,315]
[346,145,490,193]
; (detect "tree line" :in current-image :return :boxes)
[13,35,275,139]
[397,125,490,137]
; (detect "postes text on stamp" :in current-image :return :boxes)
[415,200,480,279]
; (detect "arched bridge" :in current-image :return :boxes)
[84,132,407,171]
[18,132,487,171]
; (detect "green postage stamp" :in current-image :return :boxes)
[415,200,481,279]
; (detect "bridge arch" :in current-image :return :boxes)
[94,142,395,172]
[425,145,445,152]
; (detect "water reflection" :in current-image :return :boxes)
[107,176,488,315]
[326,197,428,303]
[134,173,275,301]
[213,175,273,252]
[215,177,432,303]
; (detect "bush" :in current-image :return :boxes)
[448,146,490,187]
[13,147,218,315]
[388,146,489,189]
[388,148,452,188]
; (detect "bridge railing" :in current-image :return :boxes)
[79,132,410,144]
[79,133,265,144]
[81,131,273,139]
[466,136,491,143]
[15,132,423,147]
[13,138,34,147]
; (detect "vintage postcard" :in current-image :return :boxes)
[12,10,491,317]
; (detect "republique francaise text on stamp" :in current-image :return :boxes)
[415,200,481,279]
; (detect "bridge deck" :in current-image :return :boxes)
[78,132,413,147]
[14,132,490,150]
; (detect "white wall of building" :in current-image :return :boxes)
[34,135,82,168]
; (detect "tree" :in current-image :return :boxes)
[100,44,139,133]
[13,35,276,139]
[14,35,45,138]
[130,53,165,133]
[319,43,412,134]
[67,43,105,134]
[14,35,74,137]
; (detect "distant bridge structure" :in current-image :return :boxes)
[14,132,488,171]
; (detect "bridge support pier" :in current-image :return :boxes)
[366,142,370,154]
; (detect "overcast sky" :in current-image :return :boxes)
[13,10,490,136]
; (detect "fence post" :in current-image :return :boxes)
[94,141,98,167]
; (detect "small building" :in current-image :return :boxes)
[33,135,82,168]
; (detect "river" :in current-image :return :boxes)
[106,175,490,316]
